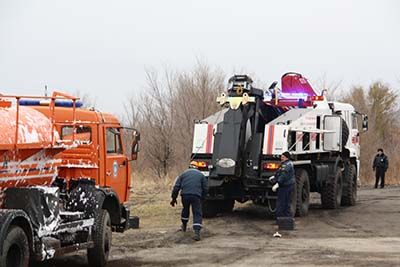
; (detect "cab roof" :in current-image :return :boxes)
[32,106,121,125]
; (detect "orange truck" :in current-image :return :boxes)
[0,92,140,267]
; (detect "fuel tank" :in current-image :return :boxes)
[0,104,62,199]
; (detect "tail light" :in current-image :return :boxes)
[311,95,324,101]
[263,162,280,171]
[190,160,208,169]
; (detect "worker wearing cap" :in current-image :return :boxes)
[170,164,208,241]
[270,151,296,219]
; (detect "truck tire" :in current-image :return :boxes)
[265,198,277,217]
[321,169,343,209]
[0,226,29,267]
[341,163,357,206]
[290,184,297,217]
[87,209,112,267]
[341,118,349,148]
[295,169,310,217]
[202,200,219,218]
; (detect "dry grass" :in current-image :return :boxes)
[128,172,181,229]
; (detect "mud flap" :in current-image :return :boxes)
[4,187,59,234]
[116,205,139,231]
[128,216,140,229]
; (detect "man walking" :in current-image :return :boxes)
[170,163,208,241]
[373,148,389,188]
[270,151,296,220]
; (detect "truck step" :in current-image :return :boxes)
[59,211,85,222]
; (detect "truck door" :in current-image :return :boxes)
[105,127,127,201]
[350,113,360,156]
[323,116,342,151]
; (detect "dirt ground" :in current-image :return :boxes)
[39,186,400,267]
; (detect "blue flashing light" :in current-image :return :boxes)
[19,99,83,108]
[55,100,83,108]
[19,99,41,106]
[280,92,310,100]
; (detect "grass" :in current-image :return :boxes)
[128,172,181,229]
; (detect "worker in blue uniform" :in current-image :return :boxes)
[171,164,208,241]
[270,151,296,220]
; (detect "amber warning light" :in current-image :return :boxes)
[263,162,280,170]
[311,95,324,101]
[190,160,208,169]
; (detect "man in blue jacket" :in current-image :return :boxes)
[373,148,389,188]
[171,164,208,241]
[270,151,296,219]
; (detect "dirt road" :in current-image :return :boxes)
[40,186,400,267]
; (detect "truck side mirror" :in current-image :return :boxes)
[131,131,140,161]
[362,115,368,132]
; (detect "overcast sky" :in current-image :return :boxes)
[1,0,399,116]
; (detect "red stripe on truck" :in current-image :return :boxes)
[267,125,275,155]
[205,124,213,153]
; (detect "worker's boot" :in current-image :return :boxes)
[180,223,187,232]
[193,229,201,241]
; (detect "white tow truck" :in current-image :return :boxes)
[191,73,368,217]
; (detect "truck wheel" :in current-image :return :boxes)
[87,209,112,267]
[0,226,29,267]
[341,118,349,148]
[341,164,357,206]
[290,183,297,217]
[321,169,343,209]
[295,169,310,217]
[265,198,277,217]
[202,200,219,218]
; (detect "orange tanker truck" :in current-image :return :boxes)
[0,92,140,267]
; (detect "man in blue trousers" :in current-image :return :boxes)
[170,164,208,241]
[270,151,295,220]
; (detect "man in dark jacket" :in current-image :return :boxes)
[171,165,208,241]
[270,151,296,219]
[373,148,389,188]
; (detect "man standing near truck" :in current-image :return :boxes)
[373,148,389,188]
[170,164,208,241]
[271,151,296,219]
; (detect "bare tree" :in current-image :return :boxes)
[313,73,343,99]
[134,69,176,178]
[341,82,400,184]
[124,62,225,178]
[172,62,225,165]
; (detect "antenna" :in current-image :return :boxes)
[45,85,48,97]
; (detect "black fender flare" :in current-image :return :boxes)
[0,209,34,257]
[334,156,344,174]
[93,188,122,226]
[326,156,344,186]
